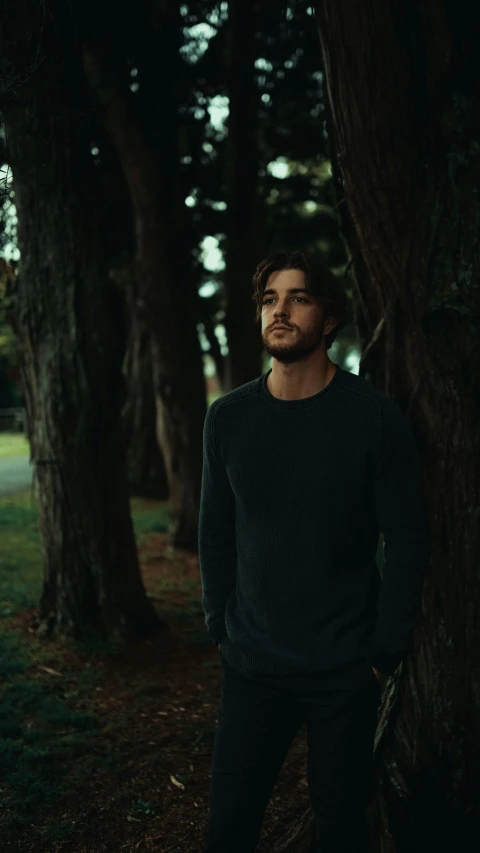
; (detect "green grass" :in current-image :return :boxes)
[0,493,42,618]
[0,432,30,458]
[130,496,170,544]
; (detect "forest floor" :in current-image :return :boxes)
[0,492,311,853]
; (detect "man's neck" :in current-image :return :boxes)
[267,360,337,401]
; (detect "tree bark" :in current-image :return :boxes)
[82,2,207,550]
[2,0,160,642]
[222,0,266,391]
[196,289,227,392]
[120,273,169,499]
[271,3,480,852]
[85,122,168,500]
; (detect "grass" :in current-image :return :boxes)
[0,493,42,618]
[0,433,29,459]
[130,496,170,544]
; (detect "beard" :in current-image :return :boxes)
[262,322,326,365]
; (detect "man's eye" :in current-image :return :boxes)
[262,297,307,305]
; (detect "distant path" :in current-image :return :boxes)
[0,456,34,496]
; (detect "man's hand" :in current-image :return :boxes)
[372,666,387,685]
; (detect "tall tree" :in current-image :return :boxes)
[82,0,207,550]
[2,0,159,641]
[275,2,480,851]
[90,123,169,500]
[120,264,169,499]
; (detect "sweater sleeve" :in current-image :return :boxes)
[369,399,430,676]
[198,401,237,646]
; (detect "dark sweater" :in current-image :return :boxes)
[198,364,429,683]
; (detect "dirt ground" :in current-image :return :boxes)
[1,530,311,853]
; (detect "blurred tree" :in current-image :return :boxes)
[118,260,169,499]
[89,124,169,499]
[273,2,480,851]
[2,0,160,641]
[82,0,208,550]
[0,258,23,408]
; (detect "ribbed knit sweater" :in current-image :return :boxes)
[198,364,430,684]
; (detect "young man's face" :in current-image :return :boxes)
[260,268,337,365]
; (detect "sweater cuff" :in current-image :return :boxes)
[207,617,226,647]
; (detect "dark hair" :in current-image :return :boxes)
[251,249,350,350]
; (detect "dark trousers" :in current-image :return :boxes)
[203,654,381,853]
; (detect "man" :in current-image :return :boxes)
[198,249,429,853]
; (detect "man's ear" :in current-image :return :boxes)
[324,316,338,336]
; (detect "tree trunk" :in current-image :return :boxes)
[270,3,480,852]
[222,0,266,391]
[83,3,207,551]
[120,273,169,499]
[196,289,227,392]
[3,1,160,642]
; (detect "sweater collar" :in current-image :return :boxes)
[259,364,344,410]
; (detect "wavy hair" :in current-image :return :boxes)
[251,249,349,350]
